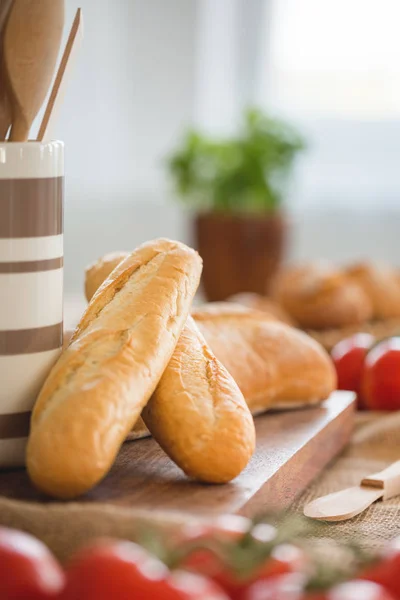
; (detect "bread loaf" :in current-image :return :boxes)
[227,292,296,326]
[192,303,337,414]
[142,317,255,483]
[270,264,373,330]
[345,262,400,320]
[27,239,202,498]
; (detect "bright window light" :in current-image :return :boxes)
[266,0,400,117]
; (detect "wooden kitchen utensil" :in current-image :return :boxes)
[0,0,13,139]
[37,8,83,141]
[304,460,400,521]
[4,0,64,141]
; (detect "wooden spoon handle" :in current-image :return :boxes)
[0,0,13,140]
[38,8,83,141]
[362,460,400,501]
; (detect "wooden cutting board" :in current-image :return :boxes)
[0,392,355,519]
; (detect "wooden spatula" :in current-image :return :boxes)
[4,0,65,141]
[0,0,13,139]
[304,460,400,522]
[38,8,83,141]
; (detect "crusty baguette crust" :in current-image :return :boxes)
[142,317,255,483]
[27,239,202,499]
[63,327,149,441]
[192,303,337,414]
[85,252,129,302]
[270,264,373,330]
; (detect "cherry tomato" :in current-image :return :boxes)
[360,537,400,599]
[331,334,374,409]
[60,539,228,600]
[362,338,400,410]
[0,526,65,600]
[182,540,305,600]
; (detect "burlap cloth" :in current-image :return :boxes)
[0,412,398,560]
[292,411,400,551]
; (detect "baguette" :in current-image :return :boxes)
[84,252,151,440]
[64,326,151,442]
[142,317,255,483]
[27,239,202,499]
[192,303,337,414]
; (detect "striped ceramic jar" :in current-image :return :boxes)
[0,141,64,468]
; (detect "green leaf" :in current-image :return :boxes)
[166,107,305,214]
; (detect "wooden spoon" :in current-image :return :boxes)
[4,0,65,141]
[304,460,400,521]
[0,0,13,139]
[38,8,83,141]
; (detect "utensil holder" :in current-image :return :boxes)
[0,141,64,467]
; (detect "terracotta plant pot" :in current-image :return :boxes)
[195,212,286,301]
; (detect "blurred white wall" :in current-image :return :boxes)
[37,0,197,197]
[37,0,400,297]
[31,0,197,295]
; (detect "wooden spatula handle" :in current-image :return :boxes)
[362,460,400,500]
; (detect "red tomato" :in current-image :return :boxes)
[60,539,228,600]
[362,338,400,410]
[182,540,305,600]
[360,537,400,599]
[0,526,65,600]
[331,334,374,409]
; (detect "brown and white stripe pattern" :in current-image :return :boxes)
[0,142,64,467]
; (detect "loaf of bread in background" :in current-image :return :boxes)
[227,292,296,326]
[270,264,373,330]
[192,303,337,414]
[345,262,400,320]
[27,239,202,499]
[85,252,129,302]
[142,316,255,483]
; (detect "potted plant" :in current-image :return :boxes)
[167,108,305,301]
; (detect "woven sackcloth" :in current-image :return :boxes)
[291,411,400,551]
